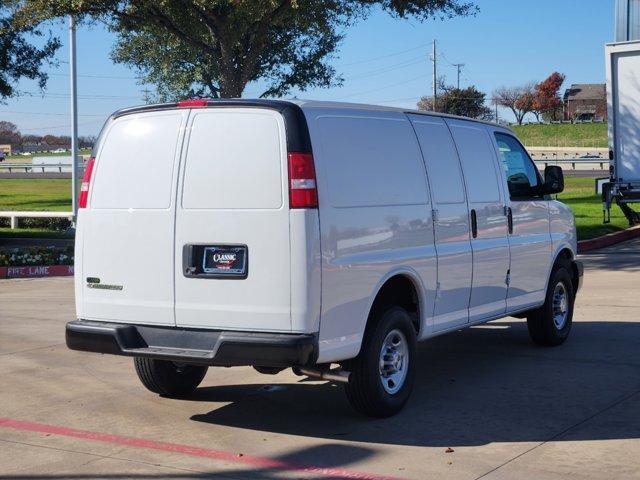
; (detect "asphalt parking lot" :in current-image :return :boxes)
[1,240,640,480]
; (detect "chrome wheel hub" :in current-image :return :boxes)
[552,282,569,330]
[379,329,409,395]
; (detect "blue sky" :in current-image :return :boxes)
[1,0,616,136]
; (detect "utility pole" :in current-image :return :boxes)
[69,15,79,222]
[495,99,499,123]
[432,39,437,112]
[453,63,465,89]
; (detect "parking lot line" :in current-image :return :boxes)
[0,417,405,480]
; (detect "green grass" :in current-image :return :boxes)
[557,177,628,240]
[0,176,632,241]
[0,179,72,211]
[0,228,71,239]
[511,123,607,148]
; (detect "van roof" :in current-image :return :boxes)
[292,99,507,129]
[112,98,509,130]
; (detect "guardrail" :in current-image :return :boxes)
[0,163,81,173]
[533,159,608,170]
[0,211,73,229]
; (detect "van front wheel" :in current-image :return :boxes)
[527,264,574,346]
[134,357,208,397]
[344,307,416,417]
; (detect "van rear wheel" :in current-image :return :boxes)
[134,357,208,397]
[344,306,416,417]
[527,263,574,346]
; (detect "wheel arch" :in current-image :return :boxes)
[549,245,580,296]
[362,268,426,344]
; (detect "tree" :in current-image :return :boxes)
[493,83,536,125]
[0,120,21,147]
[19,0,477,100]
[417,85,492,120]
[0,120,18,133]
[0,1,60,99]
[78,135,97,149]
[532,72,566,122]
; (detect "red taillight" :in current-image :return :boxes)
[177,99,208,108]
[78,157,95,209]
[288,152,318,208]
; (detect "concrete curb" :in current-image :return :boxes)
[577,225,640,253]
[0,265,74,279]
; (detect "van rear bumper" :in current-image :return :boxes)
[66,320,317,368]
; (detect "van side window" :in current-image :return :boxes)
[318,116,429,208]
[411,118,465,204]
[448,121,501,204]
[494,133,540,199]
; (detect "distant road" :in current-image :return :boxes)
[563,170,607,177]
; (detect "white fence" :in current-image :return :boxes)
[0,211,73,229]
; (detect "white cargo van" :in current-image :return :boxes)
[68,99,583,417]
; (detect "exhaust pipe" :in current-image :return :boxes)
[294,366,350,383]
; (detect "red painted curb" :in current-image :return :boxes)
[577,225,640,253]
[0,265,74,279]
[0,417,405,480]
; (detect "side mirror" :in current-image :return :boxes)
[543,165,564,194]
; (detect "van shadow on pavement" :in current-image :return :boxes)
[190,320,640,448]
[0,444,380,480]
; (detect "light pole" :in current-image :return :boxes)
[69,15,79,222]
[432,40,437,112]
[453,63,465,89]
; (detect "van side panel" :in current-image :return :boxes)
[446,119,511,322]
[408,114,472,332]
[290,209,322,333]
[305,108,436,363]
[80,110,188,326]
[489,126,552,311]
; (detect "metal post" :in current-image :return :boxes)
[432,40,437,112]
[454,63,465,89]
[69,15,79,222]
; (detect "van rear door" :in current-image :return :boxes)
[174,108,292,332]
[80,110,188,326]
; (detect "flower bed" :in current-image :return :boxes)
[0,246,74,278]
[0,246,73,267]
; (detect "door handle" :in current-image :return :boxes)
[470,209,478,239]
[507,207,513,234]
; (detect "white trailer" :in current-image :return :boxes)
[603,41,640,224]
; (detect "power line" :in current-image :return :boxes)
[376,95,422,104]
[19,120,105,132]
[335,73,431,100]
[337,42,432,67]
[49,72,141,80]
[20,91,143,100]
[345,55,425,80]
[2,110,106,117]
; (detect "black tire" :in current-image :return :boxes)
[344,306,417,417]
[134,357,208,397]
[527,262,574,346]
